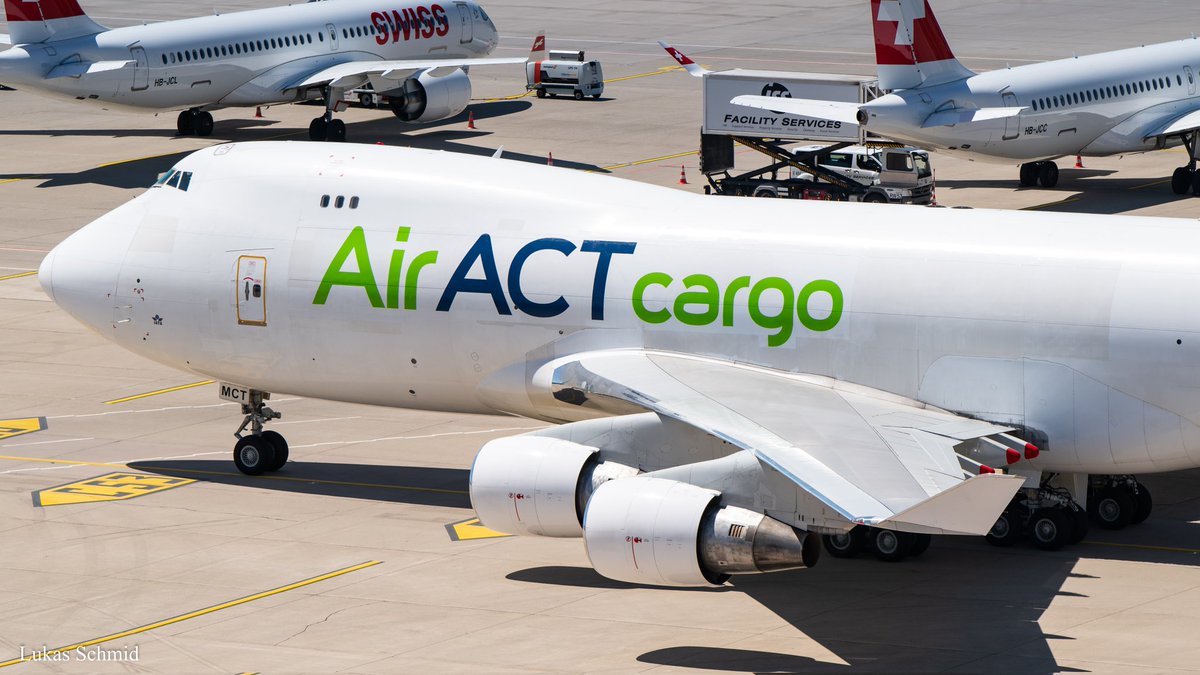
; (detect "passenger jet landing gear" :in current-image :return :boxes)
[1019,160,1058,188]
[1170,130,1200,196]
[1088,475,1152,529]
[309,86,347,142]
[232,390,288,475]
[176,108,214,137]
[986,481,1087,550]
[822,525,932,562]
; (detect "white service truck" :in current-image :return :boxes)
[527,49,604,100]
[699,70,934,204]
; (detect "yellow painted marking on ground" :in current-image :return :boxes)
[0,561,381,668]
[1128,178,1171,190]
[104,380,215,405]
[599,150,699,172]
[445,517,511,541]
[604,64,684,84]
[1083,539,1200,555]
[1022,196,1081,211]
[95,151,182,169]
[0,454,468,495]
[0,270,36,281]
[0,418,45,441]
[478,90,536,102]
[32,472,195,507]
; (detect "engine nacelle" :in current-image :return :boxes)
[583,477,819,587]
[469,436,638,537]
[388,68,471,122]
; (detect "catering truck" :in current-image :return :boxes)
[698,70,933,204]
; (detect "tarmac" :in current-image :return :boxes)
[1,1,1199,672]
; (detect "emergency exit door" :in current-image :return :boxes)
[236,255,267,326]
[130,46,148,91]
[1001,91,1019,141]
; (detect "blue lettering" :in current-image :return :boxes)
[435,234,511,315]
[507,238,576,318]
[581,240,637,320]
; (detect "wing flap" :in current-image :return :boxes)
[876,474,1024,535]
[731,95,861,125]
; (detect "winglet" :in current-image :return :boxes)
[491,145,504,159]
[657,40,706,77]
[529,31,546,62]
[872,474,1024,536]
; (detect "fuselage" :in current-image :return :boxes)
[38,142,1200,476]
[0,0,498,110]
[866,38,1200,162]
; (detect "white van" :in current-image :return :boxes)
[790,145,929,185]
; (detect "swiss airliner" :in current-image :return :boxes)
[729,0,1200,192]
[0,0,523,140]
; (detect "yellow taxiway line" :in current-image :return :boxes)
[0,271,37,282]
[103,380,215,405]
[0,561,382,668]
[604,65,684,83]
[1083,539,1200,555]
[600,150,698,172]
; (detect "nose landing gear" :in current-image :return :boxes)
[232,390,288,475]
[176,108,214,137]
[309,85,348,142]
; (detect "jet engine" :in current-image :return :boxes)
[388,68,471,122]
[469,436,638,537]
[582,477,820,587]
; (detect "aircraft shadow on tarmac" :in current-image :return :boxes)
[937,169,1200,215]
[0,151,191,189]
[126,459,471,509]
[509,470,1200,674]
[0,118,279,138]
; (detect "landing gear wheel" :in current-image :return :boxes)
[1131,482,1153,525]
[822,527,868,558]
[195,111,214,137]
[908,533,932,558]
[1019,162,1039,187]
[985,510,1021,547]
[1030,508,1071,550]
[309,117,328,141]
[573,90,584,100]
[261,430,289,471]
[176,109,197,135]
[327,118,346,142]
[233,435,276,476]
[1037,161,1059,188]
[1091,487,1135,529]
[1192,170,1200,195]
[1172,167,1194,195]
[870,529,914,562]
[1067,503,1089,544]
[535,87,546,98]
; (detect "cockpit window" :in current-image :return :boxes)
[166,172,182,188]
[154,170,175,187]
[178,172,192,191]
[153,169,193,191]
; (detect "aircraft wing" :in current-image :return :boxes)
[288,57,527,90]
[46,59,134,79]
[547,350,1024,535]
[0,34,11,45]
[1146,107,1200,138]
[731,95,862,125]
[922,106,1025,127]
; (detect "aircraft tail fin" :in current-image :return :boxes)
[870,0,974,90]
[528,31,546,61]
[4,0,107,45]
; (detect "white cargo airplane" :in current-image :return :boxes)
[39,142,1196,584]
[0,0,523,141]
[723,0,1200,192]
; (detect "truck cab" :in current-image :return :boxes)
[789,144,934,204]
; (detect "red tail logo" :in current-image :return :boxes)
[665,47,694,67]
[4,0,88,22]
[871,0,956,65]
[531,35,545,52]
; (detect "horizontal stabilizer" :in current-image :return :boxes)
[873,473,1024,535]
[730,95,861,125]
[922,106,1025,128]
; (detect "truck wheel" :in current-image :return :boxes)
[592,93,601,99]
[536,87,546,99]
[863,192,888,203]
[358,92,376,108]
[754,189,777,198]
[574,91,584,100]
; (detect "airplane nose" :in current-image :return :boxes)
[38,247,55,302]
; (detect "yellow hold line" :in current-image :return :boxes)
[0,561,382,668]
[604,65,683,83]
[600,150,698,172]
[0,270,36,281]
[0,455,126,469]
[104,380,215,405]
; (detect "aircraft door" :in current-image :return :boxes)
[326,23,339,51]
[456,2,472,44]
[1187,67,1196,96]
[236,255,267,326]
[1001,91,1019,141]
[130,46,149,91]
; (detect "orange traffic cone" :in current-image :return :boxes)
[467,110,476,130]
[547,152,554,166]
[255,106,263,118]
[1075,155,1084,168]
[678,165,688,185]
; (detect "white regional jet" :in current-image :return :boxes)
[730,0,1200,193]
[0,0,522,141]
[39,142,1198,584]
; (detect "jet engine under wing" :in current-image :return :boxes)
[921,106,1025,128]
[1146,107,1200,138]
[288,57,527,90]
[546,350,1024,535]
[730,95,862,126]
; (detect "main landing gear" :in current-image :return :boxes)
[176,108,214,137]
[986,483,1087,551]
[1170,130,1200,196]
[1087,475,1152,529]
[232,389,288,475]
[1019,160,1059,188]
[308,85,347,142]
[822,526,932,562]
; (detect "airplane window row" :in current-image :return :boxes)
[153,169,192,191]
[1030,73,1183,111]
[160,31,322,65]
[319,195,360,209]
[346,14,445,40]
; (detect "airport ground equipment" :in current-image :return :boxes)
[527,48,603,100]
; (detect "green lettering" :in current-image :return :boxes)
[749,277,794,347]
[632,272,672,324]
[798,279,844,332]
[386,227,410,310]
[404,250,439,310]
[674,274,720,326]
[313,226,383,308]
[722,276,751,327]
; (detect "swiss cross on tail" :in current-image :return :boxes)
[871,0,956,65]
[656,40,707,77]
